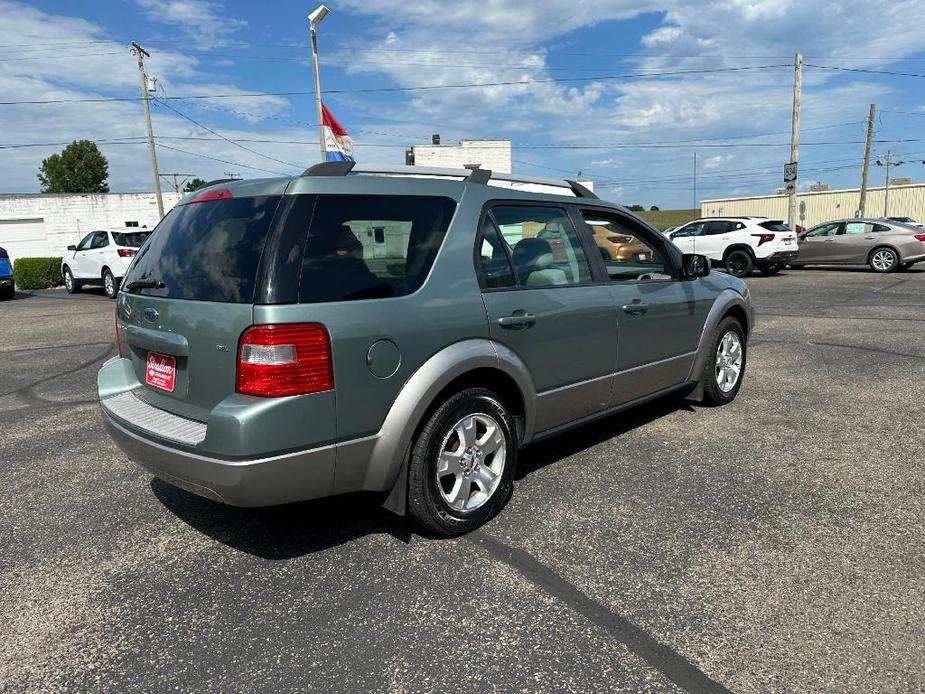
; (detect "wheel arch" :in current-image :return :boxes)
[723,243,756,260]
[867,243,902,264]
[366,339,536,508]
[685,289,752,401]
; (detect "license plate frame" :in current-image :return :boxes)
[145,352,177,393]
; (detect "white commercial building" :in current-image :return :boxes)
[701,183,925,229]
[0,191,181,262]
[409,138,512,173]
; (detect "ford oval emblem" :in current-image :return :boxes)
[143,307,159,322]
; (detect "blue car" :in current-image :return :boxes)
[0,246,13,300]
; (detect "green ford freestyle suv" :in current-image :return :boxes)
[99,162,753,535]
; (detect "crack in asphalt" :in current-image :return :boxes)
[759,312,925,323]
[0,345,114,398]
[0,341,114,355]
[469,531,732,694]
[751,337,924,360]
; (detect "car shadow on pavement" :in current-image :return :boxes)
[516,393,694,480]
[151,392,694,559]
[151,479,413,560]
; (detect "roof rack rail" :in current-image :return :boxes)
[565,179,599,199]
[302,160,356,176]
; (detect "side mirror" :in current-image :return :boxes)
[66,245,77,251]
[682,253,710,279]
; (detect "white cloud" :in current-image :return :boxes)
[134,0,247,50]
[702,154,734,171]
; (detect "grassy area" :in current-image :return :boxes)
[638,208,700,231]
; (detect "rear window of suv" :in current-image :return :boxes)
[123,195,282,303]
[298,195,456,303]
[759,220,790,231]
[112,231,150,247]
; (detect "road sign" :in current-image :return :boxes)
[799,200,806,221]
[785,181,796,195]
[784,161,798,183]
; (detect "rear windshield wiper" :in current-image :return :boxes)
[124,278,165,292]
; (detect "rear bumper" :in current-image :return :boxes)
[101,400,336,507]
[762,250,799,263]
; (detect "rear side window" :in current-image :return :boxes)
[124,195,282,303]
[299,195,456,303]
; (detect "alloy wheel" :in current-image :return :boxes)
[871,249,896,272]
[436,413,506,512]
[104,272,114,297]
[715,330,743,393]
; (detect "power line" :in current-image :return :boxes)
[805,64,925,79]
[154,142,289,175]
[0,63,791,106]
[151,97,302,169]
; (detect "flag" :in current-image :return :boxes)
[321,103,354,162]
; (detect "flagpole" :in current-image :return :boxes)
[308,6,329,162]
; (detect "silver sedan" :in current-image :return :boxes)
[792,219,925,272]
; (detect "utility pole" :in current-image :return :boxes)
[858,104,876,217]
[131,42,164,219]
[787,52,803,231]
[876,151,904,217]
[159,173,194,193]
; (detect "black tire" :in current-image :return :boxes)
[63,266,80,294]
[724,249,754,277]
[102,268,118,299]
[0,284,13,300]
[758,263,782,276]
[869,246,899,273]
[700,316,747,406]
[407,387,516,536]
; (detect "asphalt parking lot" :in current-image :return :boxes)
[2,267,924,693]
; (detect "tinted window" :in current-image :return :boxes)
[124,195,282,303]
[112,231,150,247]
[477,217,515,289]
[490,205,591,286]
[759,220,790,231]
[91,231,109,249]
[806,223,840,238]
[582,212,671,282]
[704,221,734,235]
[298,195,456,303]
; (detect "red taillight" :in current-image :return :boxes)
[0,249,8,259]
[189,187,233,204]
[236,323,333,397]
[115,310,122,357]
[117,248,137,257]
[914,233,925,243]
[752,233,775,245]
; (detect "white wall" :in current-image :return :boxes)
[413,140,512,173]
[0,192,182,257]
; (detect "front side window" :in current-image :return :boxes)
[76,233,95,251]
[806,222,841,238]
[673,221,705,238]
[298,195,456,303]
[489,205,591,287]
[582,212,671,282]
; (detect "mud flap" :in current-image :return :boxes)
[381,455,408,516]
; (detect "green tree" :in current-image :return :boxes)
[37,140,109,193]
[184,177,207,192]
[627,204,645,212]
[650,205,660,211]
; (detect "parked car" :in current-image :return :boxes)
[587,220,653,261]
[666,217,798,277]
[884,216,923,228]
[61,229,151,299]
[791,219,925,272]
[0,246,14,300]
[98,164,753,536]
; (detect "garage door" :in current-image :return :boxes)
[0,218,50,262]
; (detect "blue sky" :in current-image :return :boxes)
[2,0,925,208]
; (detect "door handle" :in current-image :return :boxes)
[622,301,649,315]
[864,236,876,240]
[498,311,536,329]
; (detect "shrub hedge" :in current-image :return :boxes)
[13,257,64,290]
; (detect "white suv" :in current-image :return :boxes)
[61,229,150,299]
[667,217,798,277]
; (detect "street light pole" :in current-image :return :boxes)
[308,5,331,163]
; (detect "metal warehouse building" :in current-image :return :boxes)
[701,183,925,228]
[0,192,181,263]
